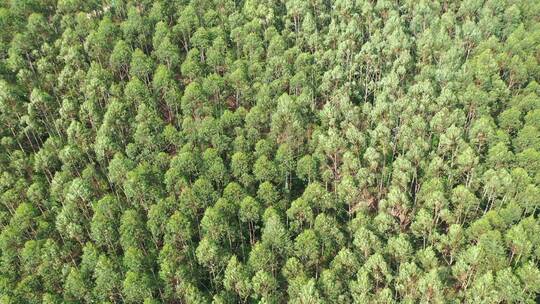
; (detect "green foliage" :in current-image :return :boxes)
[0,0,538,303]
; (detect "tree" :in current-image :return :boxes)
[154,36,180,69]
[180,81,210,119]
[84,16,118,64]
[196,237,230,287]
[202,148,228,186]
[122,271,154,303]
[498,107,522,134]
[123,162,164,211]
[517,262,540,299]
[223,256,251,302]
[181,49,203,81]
[251,270,279,300]
[174,5,199,53]
[239,196,261,244]
[165,150,199,187]
[286,198,314,235]
[122,5,151,49]
[296,154,318,183]
[93,255,121,302]
[152,65,181,122]
[130,49,154,85]
[514,125,540,152]
[91,195,121,250]
[64,267,88,302]
[271,94,309,151]
[119,209,148,251]
[293,229,319,273]
[231,152,254,188]
[110,40,131,79]
[257,181,280,207]
[253,155,279,183]
[289,278,322,304]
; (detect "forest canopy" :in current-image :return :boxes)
[0,0,540,303]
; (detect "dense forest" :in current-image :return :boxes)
[0,0,539,303]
